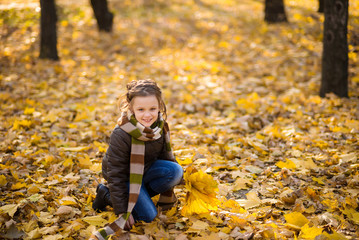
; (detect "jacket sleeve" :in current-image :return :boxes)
[106,129,131,215]
[158,132,177,163]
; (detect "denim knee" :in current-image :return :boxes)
[133,203,157,222]
[171,163,183,185]
[142,160,184,194]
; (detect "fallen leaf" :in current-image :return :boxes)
[0,175,7,187]
[0,204,18,218]
[284,212,309,229]
[236,191,261,209]
[341,207,359,225]
[186,220,209,233]
[60,196,78,206]
[276,159,296,169]
[299,223,323,239]
[181,166,220,216]
[55,206,73,216]
[232,177,252,191]
[83,216,109,227]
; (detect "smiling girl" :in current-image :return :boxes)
[92,79,183,234]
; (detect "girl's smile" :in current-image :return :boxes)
[131,95,159,127]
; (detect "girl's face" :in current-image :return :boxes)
[131,95,159,127]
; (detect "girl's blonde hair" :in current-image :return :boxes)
[119,79,167,119]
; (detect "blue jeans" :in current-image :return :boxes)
[131,160,183,222]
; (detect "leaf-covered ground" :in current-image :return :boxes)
[1,0,359,239]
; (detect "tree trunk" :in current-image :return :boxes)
[320,0,348,98]
[39,0,59,60]
[90,0,114,32]
[264,0,287,23]
[318,0,325,13]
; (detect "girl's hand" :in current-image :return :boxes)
[124,214,135,231]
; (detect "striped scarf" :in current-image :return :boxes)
[90,112,174,240]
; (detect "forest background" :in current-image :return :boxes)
[0,0,359,239]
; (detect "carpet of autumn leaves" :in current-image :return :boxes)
[1,0,359,239]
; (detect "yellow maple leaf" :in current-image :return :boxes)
[232,177,251,191]
[11,182,27,190]
[30,133,42,144]
[90,163,102,172]
[60,196,78,206]
[26,228,41,239]
[341,207,359,225]
[165,206,177,217]
[339,153,357,163]
[345,119,359,130]
[300,158,318,170]
[181,166,220,216]
[246,138,268,152]
[44,154,56,165]
[186,220,209,234]
[68,220,86,232]
[312,177,326,185]
[197,212,223,224]
[24,107,35,115]
[331,126,350,133]
[299,223,323,239]
[229,215,247,229]
[236,191,261,209]
[178,157,193,166]
[43,110,58,123]
[276,159,296,169]
[323,231,347,240]
[284,212,309,229]
[184,166,218,198]
[93,141,107,153]
[98,211,118,223]
[63,158,74,167]
[83,216,108,227]
[308,96,322,104]
[236,99,257,114]
[74,111,88,122]
[68,123,78,129]
[221,199,246,213]
[263,125,282,138]
[0,204,19,218]
[322,199,338,212]
[79,155,92,168]
[220,227,231,234]
[12,119,33,130]
[181,189,218,216]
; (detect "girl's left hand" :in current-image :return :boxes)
[124,214,135,231]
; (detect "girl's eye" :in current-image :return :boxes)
[150,108,157,111]
[137,108,144,111]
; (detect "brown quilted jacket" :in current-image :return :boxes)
[101,125,175,215]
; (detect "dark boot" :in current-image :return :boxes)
[92,184,112,212]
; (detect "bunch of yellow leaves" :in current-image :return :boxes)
[181,166,220,216]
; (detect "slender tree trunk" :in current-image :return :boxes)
[318,0,325,13]
[320,0,348,98]
[39,0,59,60]
[264,0,287,23]
[90,0,114,32]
